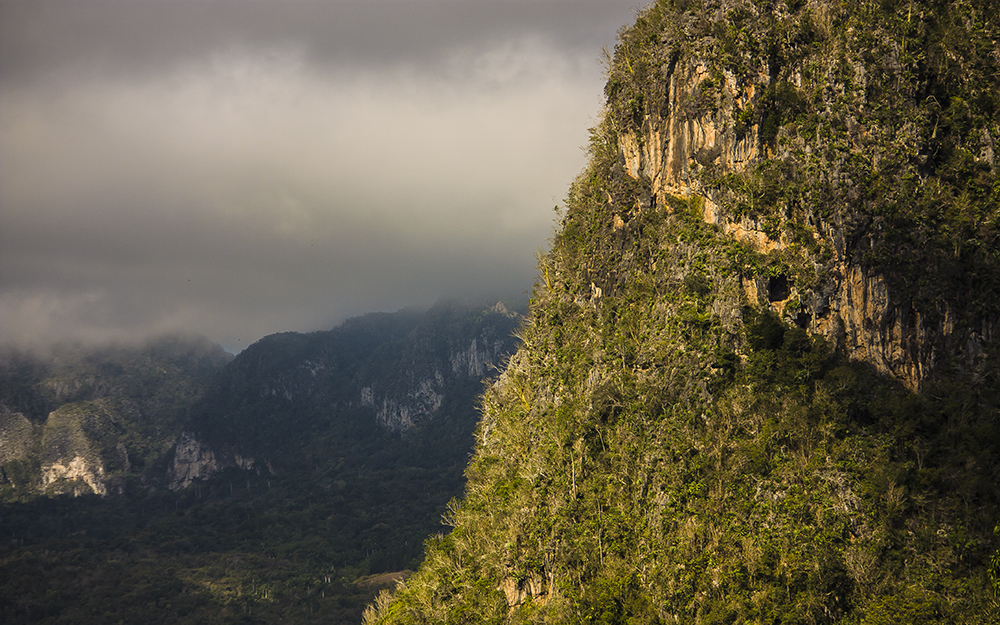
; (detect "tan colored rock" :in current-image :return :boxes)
[42,455,106,496]
[499,572,553,608]
[619,61,762,202]
[616,57,997,391]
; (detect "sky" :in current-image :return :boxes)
[1,0,644,352]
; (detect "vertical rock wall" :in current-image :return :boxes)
[619,60,762,200]
[619,57,996,390]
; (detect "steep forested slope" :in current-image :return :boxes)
[367,1,1000,623]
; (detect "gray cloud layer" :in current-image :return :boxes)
[1,0,642,351]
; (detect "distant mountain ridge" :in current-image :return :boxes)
[0,301,521,499]
[0,300,524,623]
[167,301,521,489]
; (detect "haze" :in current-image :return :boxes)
[0,0,642,351]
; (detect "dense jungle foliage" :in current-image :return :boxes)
[0,417,480,624]
[366,0,1000,623]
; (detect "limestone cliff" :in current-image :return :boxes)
[611,15,999,391]
[40,455,107,496]
[0,304,525,624]
[362,324,516,433]
[38,404,110,496]
[168,431,220,490]
[366,1,1000,623]
[0,399,137,497]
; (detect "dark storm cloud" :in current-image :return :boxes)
[0,0,644,351]
[2,0,632,82]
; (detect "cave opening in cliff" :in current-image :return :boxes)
[767,275,790,302]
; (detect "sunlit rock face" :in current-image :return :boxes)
[619,60,763,200]
[811,264,993,391]
[737,262,994,391]
[0,336,233,499]
[35,403,118,496]
[617,51,997,391]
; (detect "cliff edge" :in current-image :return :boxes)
[366,1,1000,622]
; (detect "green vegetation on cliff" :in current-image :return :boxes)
[366,1,1000,623]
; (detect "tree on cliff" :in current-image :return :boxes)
[365,0,1000,622]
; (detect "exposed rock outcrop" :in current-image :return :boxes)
[1,404,115,496]
[168,431,220,490]
[619,60,762,200]
[362,374,445,433]
[167,431,258,490]
[617,52,997,390]
[362,331,515,433]
[166,301,522,486]
[738,264,995,390]
[0,335,233,499]
[499,572,554,608]
[42,455,107,496]
[451,337,497,378]
[36,404,114,496]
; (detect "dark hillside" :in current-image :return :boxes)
[0,301,522,624]
[0,335,233,498]
[367,1,1000,623]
